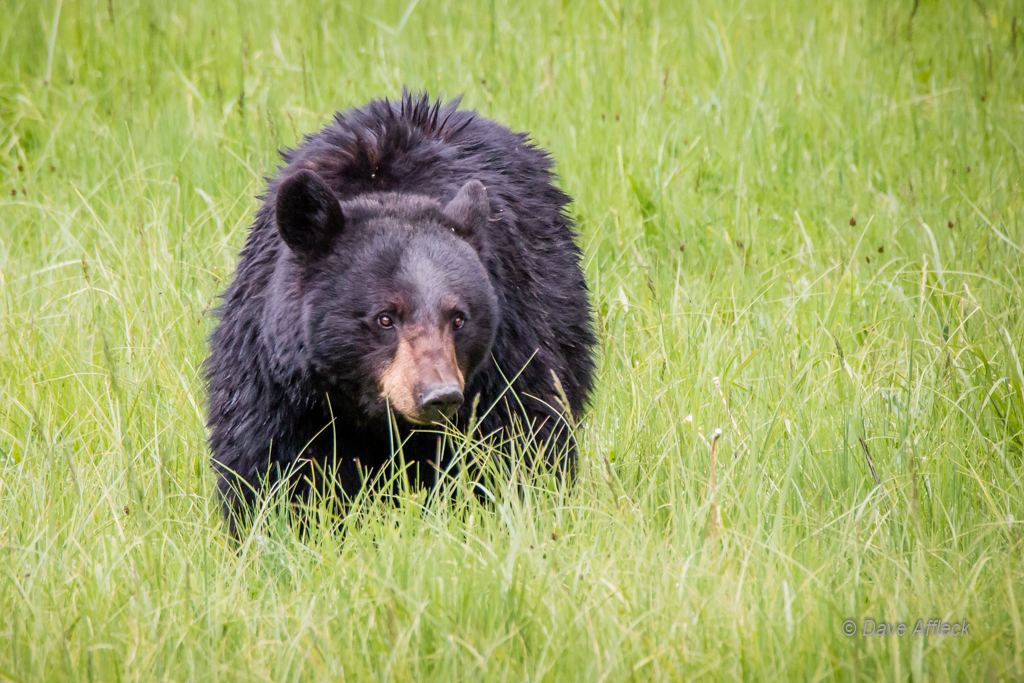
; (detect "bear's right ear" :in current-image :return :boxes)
[442,180,489,241]
[275,170,345,257]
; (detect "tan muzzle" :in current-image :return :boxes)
[379,326,465,424]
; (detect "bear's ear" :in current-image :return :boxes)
[442,180,489,241]
[275,170,345,257]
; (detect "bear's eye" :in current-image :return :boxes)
[377,313,395,329]
[452,314,465,331]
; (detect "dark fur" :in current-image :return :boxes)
[206,92,596,532]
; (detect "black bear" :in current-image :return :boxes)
[206,92,595,532]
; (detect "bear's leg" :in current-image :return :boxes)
[473,401,578,488]
[214,469,260,539]
[524,407,578,485]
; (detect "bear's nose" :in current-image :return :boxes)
[419,384,464,420]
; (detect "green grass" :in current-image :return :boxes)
[2,0,1023,679]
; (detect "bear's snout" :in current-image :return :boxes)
[418,383,464,422]
[379,325,466,425]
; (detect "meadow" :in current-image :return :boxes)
[2,0,1023,680]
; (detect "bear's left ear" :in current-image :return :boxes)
[275,169,345,258]
[442,180,489,242]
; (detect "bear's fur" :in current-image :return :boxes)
[206,92,596,532]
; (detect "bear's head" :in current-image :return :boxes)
[265,169,498,427]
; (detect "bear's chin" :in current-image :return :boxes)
[392,411,454,428]
[361,398,451,429]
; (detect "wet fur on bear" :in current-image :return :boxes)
[206,92,596,532]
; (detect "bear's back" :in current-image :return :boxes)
[276,93,571,233]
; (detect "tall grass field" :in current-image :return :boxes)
[2,0,1024,680]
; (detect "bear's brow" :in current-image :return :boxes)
[397,248,464,313]
[340,193,447,225]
